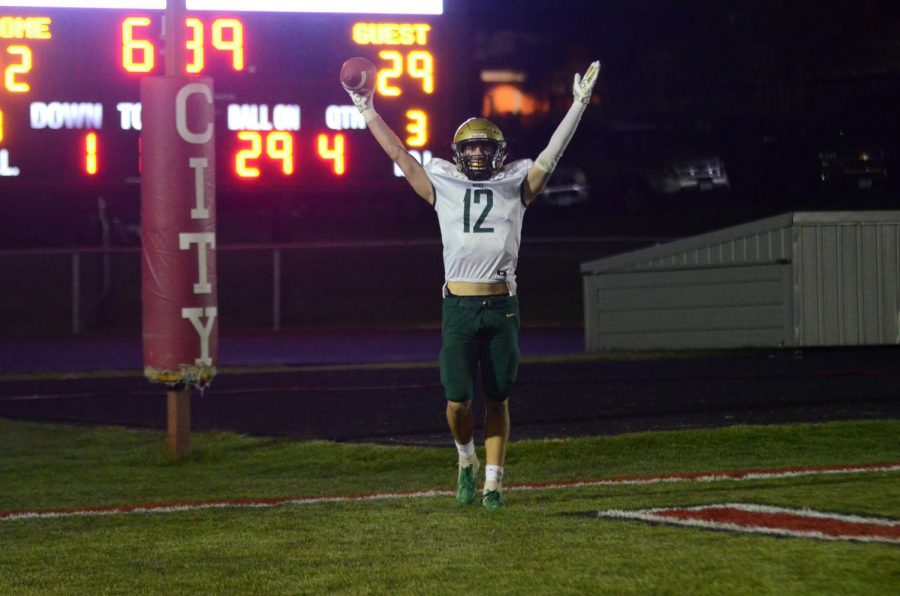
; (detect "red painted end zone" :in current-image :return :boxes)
[599,504,900,544]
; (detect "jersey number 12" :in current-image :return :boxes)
[463,188,494,233]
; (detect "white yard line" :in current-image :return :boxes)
[2,462,898,522]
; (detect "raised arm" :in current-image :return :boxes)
[523,61,600,205]
[346,88,435,205]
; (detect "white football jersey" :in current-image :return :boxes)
[425,157,533,296]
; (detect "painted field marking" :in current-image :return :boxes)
[597,503,900,544]
[2,461,898,523]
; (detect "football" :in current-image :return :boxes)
[340,57,377,95]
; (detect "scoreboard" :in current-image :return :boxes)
[0,0,458,198]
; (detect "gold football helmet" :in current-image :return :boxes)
[451,117,507,180]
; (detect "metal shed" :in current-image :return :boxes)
[581,211,900,350]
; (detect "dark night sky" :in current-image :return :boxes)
[468,0,900,122]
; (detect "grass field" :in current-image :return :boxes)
[2,418,898,594]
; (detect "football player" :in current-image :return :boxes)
[345,61,600,509]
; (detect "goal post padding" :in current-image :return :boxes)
[140,76,217,388]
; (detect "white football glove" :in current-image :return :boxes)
[346,87,375,114]
[573,60,600,105]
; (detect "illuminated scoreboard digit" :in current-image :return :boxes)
[120,15,244,74]
[0,1,453,195]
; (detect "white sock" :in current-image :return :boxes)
[484,465,504,491]
[455,440,476,462]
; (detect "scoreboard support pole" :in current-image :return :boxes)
[141,0,217,460]
[165,0,190,461]
[164,0,187,79]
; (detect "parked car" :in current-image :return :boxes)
[537,165,591,207]
[569,121,730,213]
[816,129,888,195]
[630,149,730,210]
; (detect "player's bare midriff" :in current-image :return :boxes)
[446,281,510,296]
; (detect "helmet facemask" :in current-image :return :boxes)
[451,118,507,180]
[453,140,505,181]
